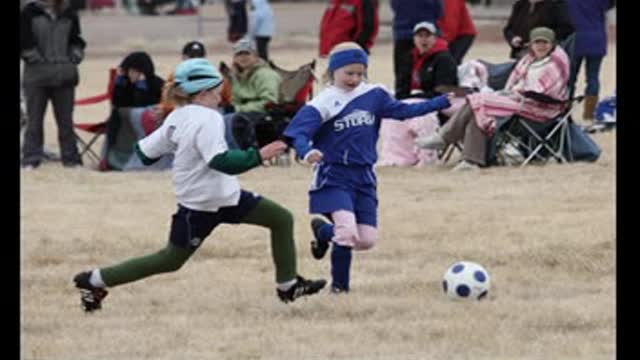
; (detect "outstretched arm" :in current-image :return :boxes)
[282,105,324,160]
[380,93,453,120]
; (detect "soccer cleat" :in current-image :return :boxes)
[310,217,331,260]
[73,271,108,313]
[329,285,349,294]
[277,275,327,303]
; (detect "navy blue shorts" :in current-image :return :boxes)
[169,190,261,249]
[309,185,378,227]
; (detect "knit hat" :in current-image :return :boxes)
[529,27,556,43]
[327,42,368,72]
[174,58,223,95]
[232,37,256,55]
[413,21,437,35]
[182,41,206,58]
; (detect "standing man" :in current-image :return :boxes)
[390,0,443,99]
[318,0,379,58]
[21,0,86,169]
[566,0,615,122]
[225,0,248,43]
[437,0,477,65]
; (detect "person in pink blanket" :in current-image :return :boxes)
[415,27,570,171]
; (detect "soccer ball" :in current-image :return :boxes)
[442,261,491,300]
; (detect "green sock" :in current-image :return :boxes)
[242,197,297,283]
[100,243,195,287]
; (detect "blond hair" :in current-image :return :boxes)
[322,41,368,84]
[162,77,193,107]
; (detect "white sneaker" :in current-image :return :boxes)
[415,132,446,150]
[452,160,480,172]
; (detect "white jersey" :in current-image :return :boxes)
[138,104,241,212]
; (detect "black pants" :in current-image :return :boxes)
[448,35,475,65]
[22,85,81,166]
[393,38,415,100]
[255,36,271,62]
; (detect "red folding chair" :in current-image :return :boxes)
[74,68,117,164]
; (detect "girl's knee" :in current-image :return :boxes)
[353,225,378,250]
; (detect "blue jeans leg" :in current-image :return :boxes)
[584,56,604,97]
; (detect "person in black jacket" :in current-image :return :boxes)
[111,51,165,107]
[408,21,458,99]
[503,0,574,59]
[225,0,248,43]
[20,0,86,169]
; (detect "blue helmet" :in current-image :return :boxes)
[174,58,223,95]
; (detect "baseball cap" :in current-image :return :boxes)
[529,27,556,43]
[413,21,437,35]
[182,41,206,58]
[174,58,223,95]
[232,37,256,55]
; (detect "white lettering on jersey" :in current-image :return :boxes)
[334,110,375,132]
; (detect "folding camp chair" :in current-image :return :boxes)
[73,68,117,164]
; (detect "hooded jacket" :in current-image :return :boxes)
[410,38,458,98]
[567,0,613,57]
[231,59,281,113]
[318,0,379,57]
[111,51,165,107]
[20,0,86,87]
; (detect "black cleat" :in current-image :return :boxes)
[277,275,327,303]
[310,217,331,260]
[73,271,108,313]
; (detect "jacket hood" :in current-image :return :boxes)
[120,51,156,78]
[412,38,449,60]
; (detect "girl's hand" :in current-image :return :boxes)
[259,140,288,161]
[446,92,455,103]
[303,149,323,164]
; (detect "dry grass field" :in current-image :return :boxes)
[21,3,616,359]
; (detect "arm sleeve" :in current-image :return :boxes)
[136,122,173,165]
[208,148,262,174]
[234,70,281,113]
[427,55,459,98]
[503,3,518,44]
[380,92,451,120]
[354,0,376,52]
[282,105,324,159]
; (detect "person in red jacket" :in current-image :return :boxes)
[318,0,379,57]
[437,0,477,65]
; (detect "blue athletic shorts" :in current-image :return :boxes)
[309,185,378,227]
[169,190,261,249]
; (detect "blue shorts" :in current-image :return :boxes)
[309,185,378,227]
[169,190,261,249]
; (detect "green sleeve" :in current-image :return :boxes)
[235,69,281,113]
[134,143,159,166]
[208,147,262,175]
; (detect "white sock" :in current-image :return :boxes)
[89,269,106,288]
[276,278,297,291]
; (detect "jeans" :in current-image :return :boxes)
[572,55,604,97]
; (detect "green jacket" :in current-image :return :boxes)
[231,60,281,113]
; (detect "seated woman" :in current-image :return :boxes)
[222,37,282,149]
[415,27,570,171]
[102,51,166,170]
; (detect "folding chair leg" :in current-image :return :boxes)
[76,135,101,164]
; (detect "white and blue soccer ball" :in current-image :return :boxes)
[442,261,491,300]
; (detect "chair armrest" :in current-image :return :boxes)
[522,91,565,105]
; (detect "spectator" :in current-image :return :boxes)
[249,0,275,61]
[222,37,282,149]
[390,0,443,99]
[318,0,379,58]
[168,0,198,15]
[20,0,86,169]
[408,21,458,99]
[225,0,248,43]
[503,0,574,59]
[437,0,477,65]
[416,27,571,171]
[566,0,615,122]
[111,51,165,108]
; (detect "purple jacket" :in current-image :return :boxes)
[567,0,613,57]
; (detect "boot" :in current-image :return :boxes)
[582,95,598,122]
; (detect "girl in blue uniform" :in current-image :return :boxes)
[283,42,453,293]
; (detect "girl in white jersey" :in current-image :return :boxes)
[284,42,453,293]
[73,58,326,312]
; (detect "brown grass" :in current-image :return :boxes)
[21,7,615,359]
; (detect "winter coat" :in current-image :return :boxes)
[20,0,86,87]
[249,0,274,38]
[437,0,477,43]
[390,0,442,41]
[111,51,165,108]
[231,59,282,113]
[567,0,613,57]
[319,0,379,57]
[409,38,458,98]
[503,0,574,59]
